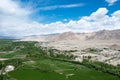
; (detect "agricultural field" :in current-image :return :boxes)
[9,58,120,80]
[0,40,120,80]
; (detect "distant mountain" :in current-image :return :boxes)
[46,32,79,41]
[87,29,120,40]
[0,36,15,39]
[20,29,120,41]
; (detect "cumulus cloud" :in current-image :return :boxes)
[0,0,31,38]
[0,0,120,38]
[105,0,118,6]
[42,8,120,33]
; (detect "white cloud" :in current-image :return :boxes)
[0,0,30,16]
[42,8,120,33]
[37,3,84,10]
[0,0,31,38]
[105,0,118,6]
[0,0,120,38]
[67,8,120,31]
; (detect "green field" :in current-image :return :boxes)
[9,58,120,80]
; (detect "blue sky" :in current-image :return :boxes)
[18,0,120,23]
[0,0,120,38]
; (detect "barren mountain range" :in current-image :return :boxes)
[21,29,120,41]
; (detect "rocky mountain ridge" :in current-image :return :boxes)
[21,29,120,41]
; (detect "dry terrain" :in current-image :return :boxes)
[21,29,120,66]
[39,40,120,66]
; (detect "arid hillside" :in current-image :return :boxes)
[21,29,120,41]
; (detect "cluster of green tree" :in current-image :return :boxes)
[82,48,102,53]
[47,48,76,59]
[0,58,26,80]
[0,40,14,51]
[81,59,120,77]
[62,58,120,78]
[63,50,78,53]
[0,58,26,68]
[0,40,36,52]
[47,57,120,78]
[0,40,75,60]
[25,46,76,60]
